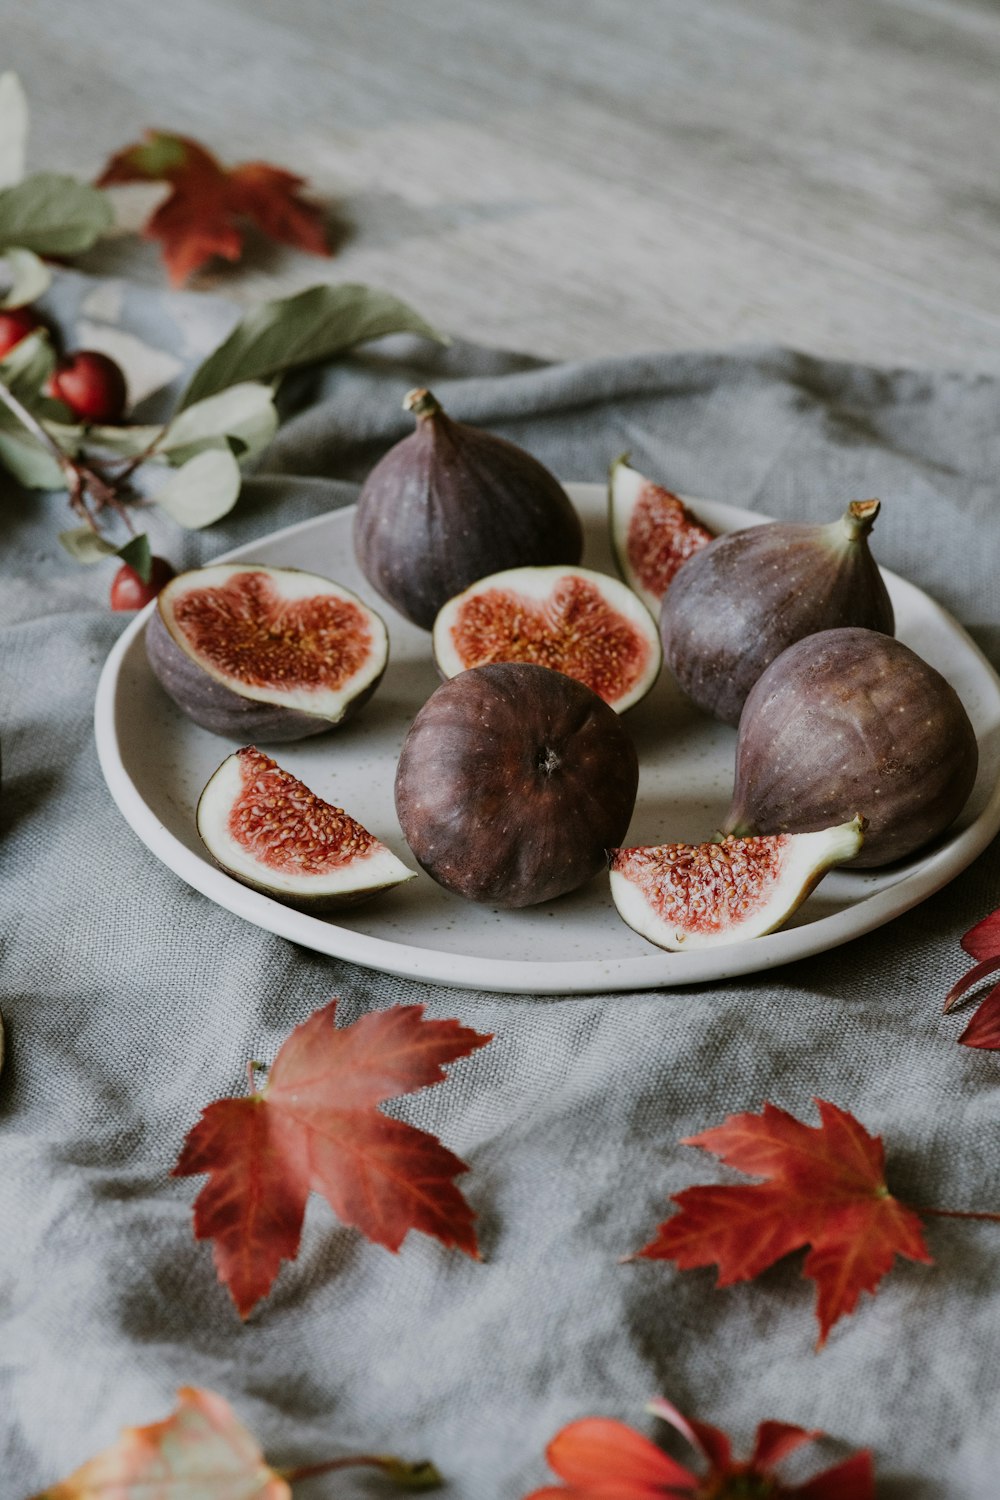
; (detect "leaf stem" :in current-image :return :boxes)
[0,374,135,533]
[281,1454,441,1489]
[918,1207,1000,1222]
[0,374,76,470]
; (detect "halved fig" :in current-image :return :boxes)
[197,747,415,910]
[609,456,715,617]
[609,817,864,951]
[432,564,662,712]
[146,564,388,741]
[395,662,639,908]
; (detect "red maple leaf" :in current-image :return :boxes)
[631,1099,934,1345]
[97,131,331,284]
[523,1395,874,1499]
[943,905,1000,1050]
[174,1000,492,1316]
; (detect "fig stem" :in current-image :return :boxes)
[842,498,881,539]
[403,387,441,420]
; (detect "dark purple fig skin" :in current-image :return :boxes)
[723,627,978,867]
[145,608,384,743]
[661,501,894,726]
[354,388,584,630]
[394,661,638,907]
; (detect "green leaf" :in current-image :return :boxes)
[0,247,52,308]
[117,532,152,583]
[59,526,118,564]
[0,73,28,190]
[0,173,114,255]
[153,447,241,528]
[0,325,55,398]
[61,420,165,458]
[162,382,278,463]
[180,283,446,408]
[0,427,64,488]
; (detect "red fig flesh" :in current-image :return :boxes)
[610,819,864,951]
[146,563,388,741]
[354,387,583,629]
[660,500,895,726]
[609,456,715,617]
[723,627,979,867]
[432,564,661,712]
[394,662,639,908]
[198,747,414,910]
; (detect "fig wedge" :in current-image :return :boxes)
[432,564,661,712]
[197,747,415,910]
[610,818,865,951]
[609,456,715,617]
[146,563,388,741]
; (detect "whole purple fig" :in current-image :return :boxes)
[722,627,978,867]
[353,388,583,629]
[395,662,638,907]
[660,500,894,726]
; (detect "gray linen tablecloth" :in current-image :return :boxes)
[2,272,999,1497]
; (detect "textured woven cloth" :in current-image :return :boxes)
[1,272,999,1497]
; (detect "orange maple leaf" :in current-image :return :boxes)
[98,130,331,284]
[632,1099,932,1345]
[174,1000,492,1317]
[523,1396,874,1500]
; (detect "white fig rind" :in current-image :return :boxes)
[431,563,662,713]
[197,751,415,910]
[610,818,864,952]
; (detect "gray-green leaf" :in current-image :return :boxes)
[180,283,446,408]
[0,247,52,308]
[0,325,55,398]
[0,428,64,488]
[162,382,278,463]
[153,447,241,528]
[59,526,119,564]
[0,73,28,190]
[0,173,114,255]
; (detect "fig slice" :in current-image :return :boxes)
[609,456,715,617]
[146,563,389,741]
[432,564,662,712]
[609,817,865,951]
[197,746,415,910]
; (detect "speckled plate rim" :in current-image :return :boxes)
[94,487,1000,995]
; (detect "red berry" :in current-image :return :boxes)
[110,556,176,611]
[47,350,128,424]
[0,306,43,358]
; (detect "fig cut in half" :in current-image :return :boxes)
[146,564,389,741]
[432,564,662,712]
[609,456,715,618]
[609,817,864,951]
[197,747,415,911]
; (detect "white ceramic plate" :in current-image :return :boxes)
[95,485,1000,995]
